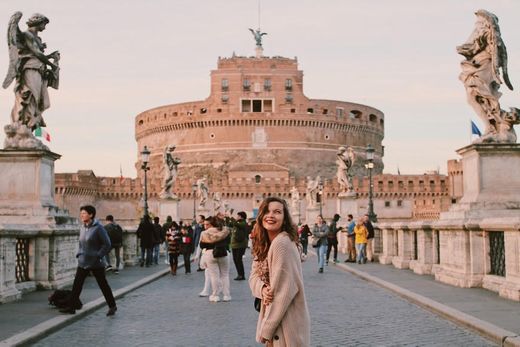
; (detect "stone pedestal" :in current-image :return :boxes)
[392,227,414,269]
[305,206,320,225]
[159,198,180,223]
[122,227,139,266]
[0,150,78,303]
[337,193,358,218]
[434,144,520,298]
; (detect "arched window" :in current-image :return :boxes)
[255,175,261,184]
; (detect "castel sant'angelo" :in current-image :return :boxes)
[55,32,455,225]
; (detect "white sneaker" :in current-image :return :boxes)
[209,295,221,302]
[199,291,209,297]
[222,296,232,302]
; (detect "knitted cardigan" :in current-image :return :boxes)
[249,232,310,347]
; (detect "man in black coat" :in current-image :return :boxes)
[104,215,124,274]
[137,215,155,267]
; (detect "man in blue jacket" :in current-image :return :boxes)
[61,205,117,316]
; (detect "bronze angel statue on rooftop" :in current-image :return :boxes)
[3,12,60,149]
[457,9,519,143]
[249,28,267,47]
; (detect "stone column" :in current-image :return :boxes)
[123,228,139,266]
[409,223,435,275]
[0,236,21,303]
[378,225,396,264]
[392,225,414,269]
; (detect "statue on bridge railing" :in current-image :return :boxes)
[3,12,60,150]
[457,9,519,143]
[306,176,320,208]
[196,176,209,209]
[336,146,355,194]
[160,145,181,199]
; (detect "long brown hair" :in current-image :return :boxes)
[252,197,299,261]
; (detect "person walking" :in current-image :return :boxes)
[200,216,231,302]
[136,214,155,267]
[152,217,163,265]
[193,214,205,272]
[249,197,310,346]
[166,221,181,275]
[364,214,375,262]
[344,214,356,262]
[60,205,117,316]
[327,214,340,264]
[162,216,173,264]
[355,217,369,264]
[179,225,193,274]
[299,224,311,256]
[104,215,123,274]
[231,211,249,281]
[312,215,329,273]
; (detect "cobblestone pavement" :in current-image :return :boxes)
[34,254,496,347]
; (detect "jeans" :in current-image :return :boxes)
[182,251,191,273]
[140,247,153,266]
[105,246,121,270]
[153,244,161,264]
[68,267,116,309]
[327,239,338,262]
[232,247,246,278]
[356,243,367,263]
[301,240,308,255]
[317,244,327,269]
[366,238,374,261]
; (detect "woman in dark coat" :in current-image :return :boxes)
[166,221,181,275]
[179,225,194,274]
[137,214,155,267]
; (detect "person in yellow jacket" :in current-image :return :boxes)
[354,217,368,264]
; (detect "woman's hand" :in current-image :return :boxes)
[260,337,271,344]
[262,285,273,305]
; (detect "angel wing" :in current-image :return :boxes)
[3,11,23,89]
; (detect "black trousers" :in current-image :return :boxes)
[182,252,191,273]
[69,267,116,309]
[232,247,246,277]
[327,239,338,262]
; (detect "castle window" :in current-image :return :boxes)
[397,200,403,207]
[241,99,274,113]
[221,95,229,103]
[200,108,207,114]
[264,79,271,91]
[290,108,296,113]
[350,110,362,119]
[385,201,391,207]
[285,94,293,103]
[243,78,251,91]
[253,100,262,112]
[369,114,377,122]
[380,119,384,127]
[336,107,344,117]
[241,100,251,112]
[322,109,328,115]
[307,108,314,114]
[209,133,215,139]
[285,79,292,91]
[221,79,229,91]
[217,108,222,113]
[138,120,144,125]
[255,175,262,184]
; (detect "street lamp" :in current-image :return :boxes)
[365,144,377,222]
[191,183,198,221]
[141,145,151,217]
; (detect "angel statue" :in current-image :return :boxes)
[457,10,519,143]
[306,176,320,208]
[336,146,355,193]
[213,192,222,213]
[196,176,209,209]
[249,28,267,47]
[160,145,181,199]
[3,12,60,149]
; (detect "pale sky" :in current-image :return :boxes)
[0,0,518,177]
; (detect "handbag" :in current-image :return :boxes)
[310,235,320,248]
[254,297,262,312]
[213,246,227,258]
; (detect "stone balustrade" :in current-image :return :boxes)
[0,224,140,303]
[376,218,520,301]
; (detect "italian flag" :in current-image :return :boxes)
[34,127,51,142]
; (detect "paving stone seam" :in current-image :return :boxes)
[332,260,520,347]
[0,261,185,347]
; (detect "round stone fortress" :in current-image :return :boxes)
[135,54,384,191]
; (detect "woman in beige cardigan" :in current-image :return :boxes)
[249,197,310,346]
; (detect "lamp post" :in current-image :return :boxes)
[191,183,198,221]
[365,144,377,222]
[141,146,151,217]
[318,179,324,216]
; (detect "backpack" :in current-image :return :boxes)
[48,289,83,309]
